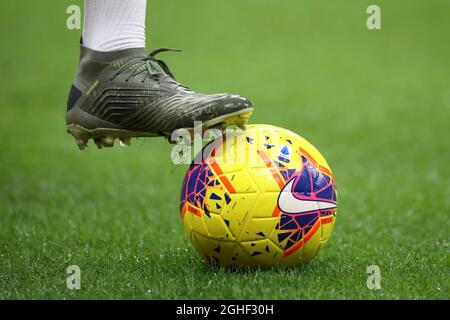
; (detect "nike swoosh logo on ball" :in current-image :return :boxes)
[278,179,337,214]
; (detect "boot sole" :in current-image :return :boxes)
[67,108,253,150]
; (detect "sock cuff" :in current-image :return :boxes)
[79,45,146,62]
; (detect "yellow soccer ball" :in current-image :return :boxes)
[180,124,338,267]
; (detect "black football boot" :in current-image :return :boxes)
[66,46,253,149]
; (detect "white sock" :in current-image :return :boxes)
[82,0,147,52]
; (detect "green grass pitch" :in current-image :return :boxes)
[0,0,449,299]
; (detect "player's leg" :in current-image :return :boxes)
[82,0,146,52]
[66,0,253,150]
